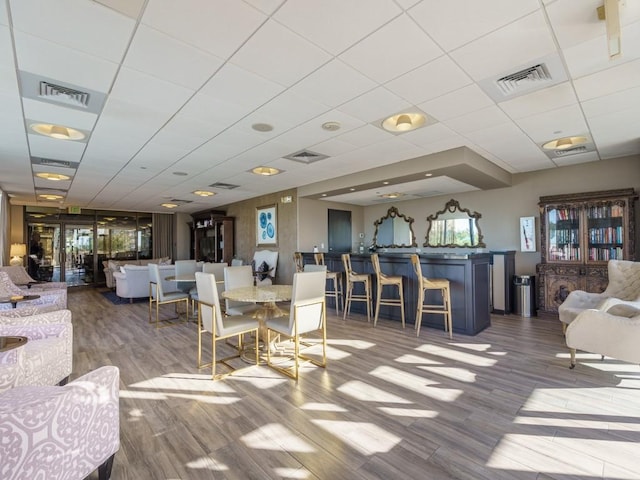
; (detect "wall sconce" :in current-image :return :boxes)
[10,243,27,266]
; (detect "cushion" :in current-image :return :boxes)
[257,261,270,281]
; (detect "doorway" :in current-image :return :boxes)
[328,209,352,253]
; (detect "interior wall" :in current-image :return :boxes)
[10,204,24,243]
[297,198,365,253]
[174,212,192,261]
[223,188,297,284]
[359,155,640,275]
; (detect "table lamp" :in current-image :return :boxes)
[9,243,27,266]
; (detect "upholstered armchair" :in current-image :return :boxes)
[0,272,67,311]
[0,365,120,480]
[558,260,640,329]
[252,249,278,286]
[0,309,73,392]
[566,304,640,368]
[0,265,67,290]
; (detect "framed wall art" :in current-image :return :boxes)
[256,204,277,246]
[520,216,536,252]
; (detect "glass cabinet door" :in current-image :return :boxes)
[586,201,625,262]
[546,206,581,261]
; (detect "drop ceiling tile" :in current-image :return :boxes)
[230,19,332,87]
[339,14,443,84]
[248,89,332,130]
[515,104,588,143]
[179,94,253,129]
[450,11,557,81]
[581,85,640,118]
[552,150,600,167]
[418,84,494,122]
[573,58,640,101]
[409,0,540,52]
[142,0,266,59]
[91,98,170,140]
[199,63,285,109]
[0,2,7,25]
[151,114,225,151]
[274,0,401,55]
[499,82,578,120]
[335,124,393,148]
[386,55,472,105]
[13,31,119,93]
[110,67,194,113]
[242,0,285,15]
[403,123,462,148]
[289,59,377,108]
[10,0,135,62]
[543,0,606,49]
[337,87,411,123]
[443,105,511,134]
[123,25,224,90]
[22,98,98,131]
[28,134,86,162]
[94,0,146,20]
[309,137,360,157]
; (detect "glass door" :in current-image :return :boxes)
[64,224,95,286]
[27,224,61,283]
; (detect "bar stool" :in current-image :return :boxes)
[410,254,452,338]
[371,253,405,328]
[341,253,371,322]
[314,252,343,314]
[293,252,304,273]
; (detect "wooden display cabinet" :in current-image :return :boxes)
[192,214,234,265]
[536,188,637,316]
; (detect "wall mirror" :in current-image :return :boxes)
[424,199,486,248]
[373,206,417,248]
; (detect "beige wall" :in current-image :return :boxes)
[175,212,192,261]
[297,198,365,253]
[223,188,298,284]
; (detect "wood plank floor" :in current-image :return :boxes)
[70,288,640,480]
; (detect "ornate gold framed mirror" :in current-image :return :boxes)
[424,199,486,248]
[373,206,417,248]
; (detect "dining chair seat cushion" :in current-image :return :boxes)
[222,316,261,336]
[225,303,259,316]
[161,291,189,301]
[264,315,289,334]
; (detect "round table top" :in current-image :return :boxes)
[222,285,292,303]
[165,274,196,282]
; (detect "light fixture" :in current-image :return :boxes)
[598,0,622,59]
[252,123,274,132]
[382,112,427,133]
[542,136,588,150]
[9,243,27,266]
[30,123,85,140]
[36,172,71,181]
[193,190,215,197]
[251,166,281,176]
[380,193,405,199]
[38,194,63,201]
[425,173,433,177]
[161,203,178,209]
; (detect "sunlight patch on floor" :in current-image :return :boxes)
[417,366,476,383]
[242,423,315,452]
[311,420,401,455]
[377,407,439,418]
[326,338,376,349]
[415,344,497,366]
[128,374,236,392]
[338,380,412,404]
[273,467,310,479]
[514,415,640,431]
[450,343,492,352]
[300,402,348,412]
[395,354,442,365]
[369,365,463,402]
[185,456,229,471]
[120,390,241,404]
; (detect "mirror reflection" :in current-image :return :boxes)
[373,206,417,248]
[424,199,486,248]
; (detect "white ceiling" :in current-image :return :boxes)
[1,0,639,212]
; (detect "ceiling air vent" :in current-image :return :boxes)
[496,64,551,96]
[39,81,90,108]
[284,149,328,164]
[31,157,79,169]
[553,146,588,157]
[209,182,239,190]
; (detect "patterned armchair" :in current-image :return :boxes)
[558,260,640,329]
[0,272,67,311]
[0,366,120,480]
[0,265,67,290]
[0,309,73,392]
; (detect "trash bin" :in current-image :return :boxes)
[513,275,536,317]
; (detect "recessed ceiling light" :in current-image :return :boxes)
[542,136,588,150]
[252,123,274,132]
[251,166,281,176]
[193,190,215,197]
[30,123,85,141]
[322,121,341,131]
[382,181,390,185]
[35,172,70,181]
[321,193,327,197]
[173,171,188,176]
[382,112,427,133]
[380,192,405,199]
[425,173,433,177]
[161,203,178,209]
[349,188,356,191]
[38,194,63,200]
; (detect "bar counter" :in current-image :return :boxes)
[303,252,491,335]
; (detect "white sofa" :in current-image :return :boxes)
[113,264,175,302]
[103,257,171,288]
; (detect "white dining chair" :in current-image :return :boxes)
[265,270,327,380]
[223,266,259,316]
[202,262,227,310]
[195,272,259,379]
[148,263,189,328]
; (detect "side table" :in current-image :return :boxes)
[0,295,41,309]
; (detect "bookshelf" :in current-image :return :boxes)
[536,188,637,316]
[191,213,235,265]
